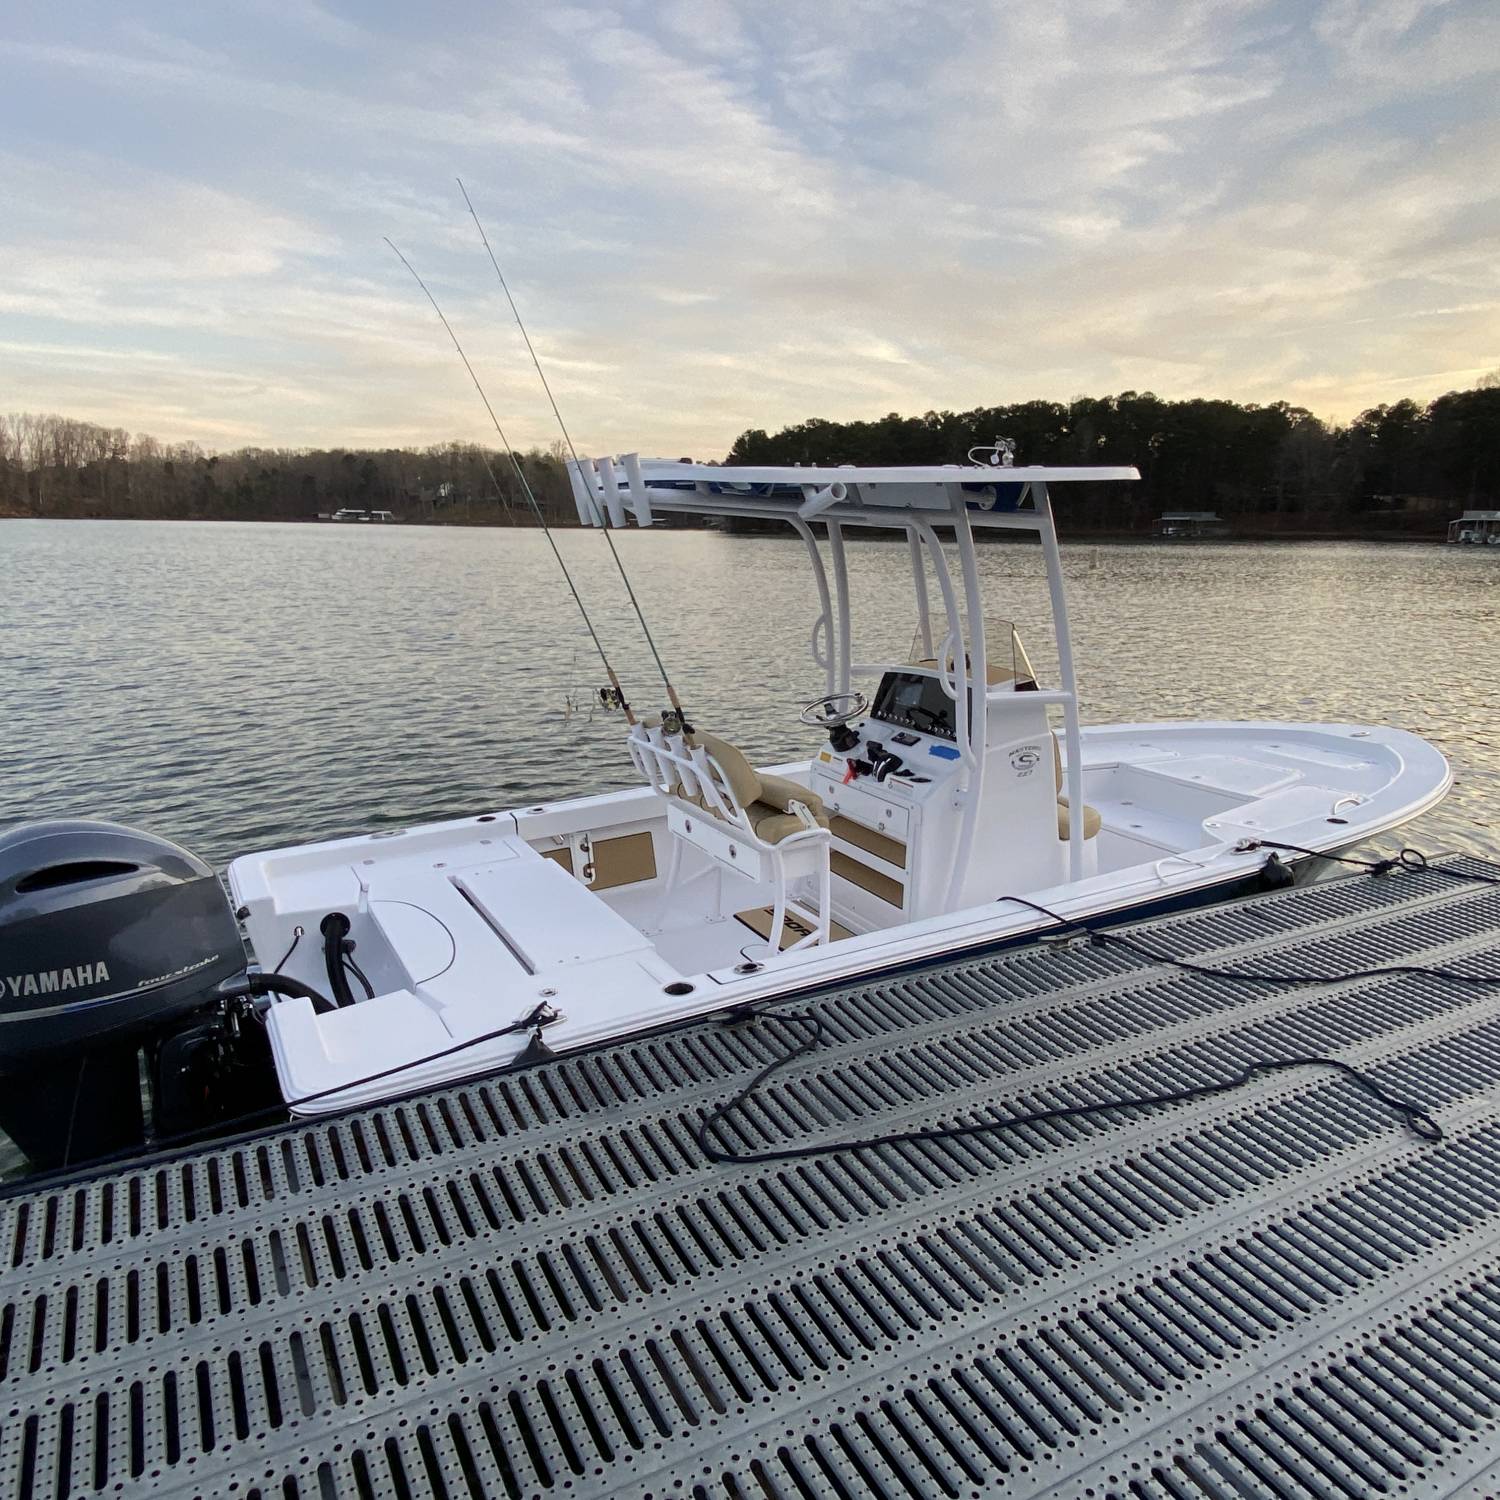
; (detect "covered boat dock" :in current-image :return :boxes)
[1155,510,1228,539]
[1448,509,1500,544]
[5,856,1500,1498]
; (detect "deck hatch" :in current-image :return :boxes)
[3,859,1500,1497]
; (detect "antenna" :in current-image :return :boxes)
[384,237,634,723]
[456,178,690,732]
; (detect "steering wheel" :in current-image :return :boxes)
[799,691,868,729]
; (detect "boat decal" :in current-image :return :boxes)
[0,953,224,1020]
[4,961,110,999]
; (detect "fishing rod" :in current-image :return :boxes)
[455,178,691,735]
[384,237,635,724]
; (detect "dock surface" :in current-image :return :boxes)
[6,858,1500,1499]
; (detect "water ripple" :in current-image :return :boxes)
[1,522,1494,865]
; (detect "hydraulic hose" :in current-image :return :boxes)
[219,971,337,1015]
[320,913,357,1009]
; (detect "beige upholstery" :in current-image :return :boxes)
[758,773,827,819]
[694,730,762,810]
[640,725,835,953]
[746,803,825,843]
[1051,734,1102,841]
[689,734,829,845]
[1057,798,1103,840]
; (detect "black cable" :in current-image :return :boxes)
[692,847,1496,1166]
[1245,840,1500,886]
[313,1004,549,1100]
[996,892,1500,990]
[274,1000,556,1115]
[32,1000,564,1180]
[693,1011,1443,1165]
[342,951,376,1001]
[271,924,303,975]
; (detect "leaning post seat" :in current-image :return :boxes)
[1051,734,1102,875]
[627,721,833,953]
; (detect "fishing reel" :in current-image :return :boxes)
[597,685,626,712]
[660,709,694,738]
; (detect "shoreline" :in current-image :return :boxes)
[0,511,1459,544]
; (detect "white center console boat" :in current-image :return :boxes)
[224,457,1452,1115]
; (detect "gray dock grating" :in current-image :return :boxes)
[6,860,1500,1497]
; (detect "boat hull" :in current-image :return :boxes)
[228,719,1451,1114]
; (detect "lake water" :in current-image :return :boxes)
[4,519,1498,866]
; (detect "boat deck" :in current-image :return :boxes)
[6,856,1500,1499]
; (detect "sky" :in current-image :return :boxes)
[1,0,1498,457]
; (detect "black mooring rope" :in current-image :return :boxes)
[693,844,1499,1164]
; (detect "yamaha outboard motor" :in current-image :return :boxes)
[0,819,257,1169]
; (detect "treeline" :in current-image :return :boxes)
[729,382,1500,533]
[0,413,581,524]
[4,380,1498,533]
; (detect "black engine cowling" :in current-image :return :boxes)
[0,818,245,1052]
[0,819,252,1168]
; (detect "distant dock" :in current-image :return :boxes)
[5,857,1500,1498]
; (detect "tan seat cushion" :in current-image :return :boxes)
[689,792,827,844]
[667,733,828,844]
[693,798,834,846]
[1057,797,1102,840]
[694,730,763,810]
[1052,734,1102,839]
[757,773,827,819]
[747,801,831,844]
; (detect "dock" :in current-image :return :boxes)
[6,857,1500,1498]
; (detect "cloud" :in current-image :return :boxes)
[1317,0,1500,86]
[0,0,1496,454]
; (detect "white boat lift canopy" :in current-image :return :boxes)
[569,456,1139,888]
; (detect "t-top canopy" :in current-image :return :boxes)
[568,456,1140,529]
